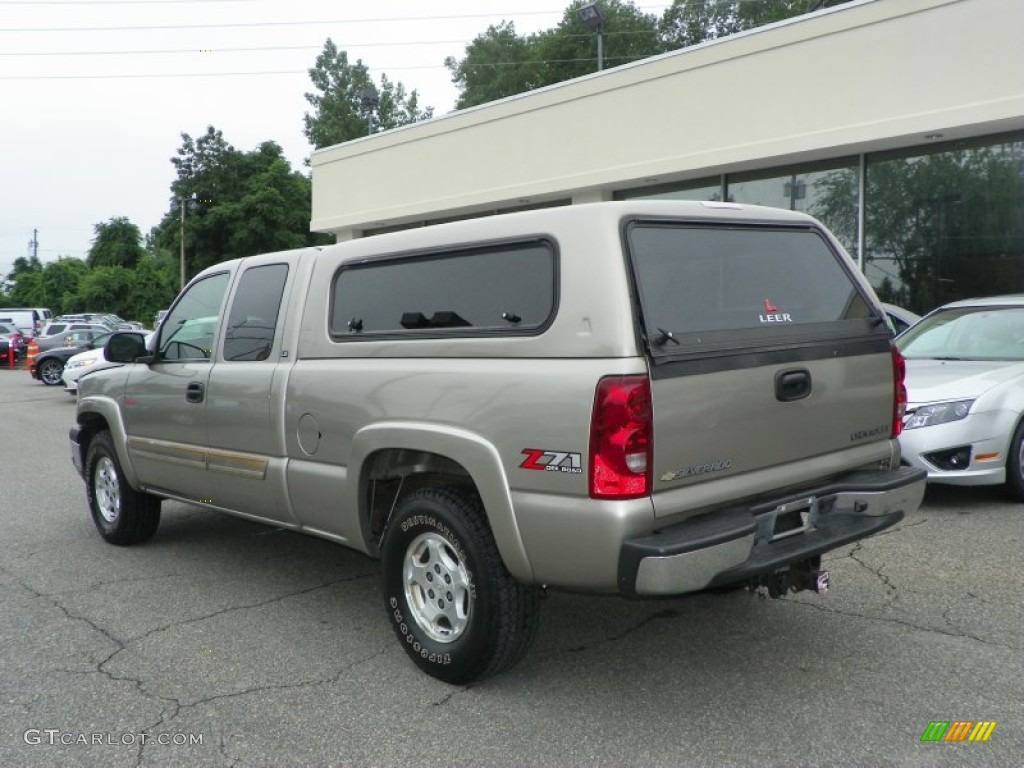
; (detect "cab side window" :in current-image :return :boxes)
[159,273,230,362]
[223,264,289,362]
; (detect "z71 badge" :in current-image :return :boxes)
[520,449,583,474]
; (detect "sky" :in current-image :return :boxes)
[0,0,667,281]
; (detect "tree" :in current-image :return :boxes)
[4,255,44,307]
[87,217,145,269]
[447,1,662,109]
[150,128,329,278]
[303,39,433,150]
[448,0,850,109]
[532,0,663,85]
[445,22,539,109]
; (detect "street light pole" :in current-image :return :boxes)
[179,197,186,290]
[360,86,380,135]
[577,2,606,72]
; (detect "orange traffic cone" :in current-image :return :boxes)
[26,337,39,369]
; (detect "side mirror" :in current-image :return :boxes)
[105,332,148,363]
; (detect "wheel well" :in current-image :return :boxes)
[76,413,110,463]
[361,449,476,550]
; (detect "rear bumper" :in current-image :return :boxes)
[618,466,926,596]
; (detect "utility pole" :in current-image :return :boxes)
[179,199,186,290]
[29,229,39,260]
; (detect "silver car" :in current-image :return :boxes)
[897,295,1024,498]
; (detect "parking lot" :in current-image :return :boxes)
[1,368,1020,767]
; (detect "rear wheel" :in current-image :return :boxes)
[380,487,540,684]
[85,431,161,545]
[38,358,64,386]
[1005,421,1024,501]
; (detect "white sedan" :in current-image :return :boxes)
[897,295,1024,499]
[62,331,153,395]
[61,347,108,396]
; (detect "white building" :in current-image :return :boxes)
[310,0,1024,313]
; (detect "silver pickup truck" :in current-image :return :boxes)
[71,201,926,683]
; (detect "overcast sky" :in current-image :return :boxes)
[0,0,668,281]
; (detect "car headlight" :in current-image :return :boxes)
[65,359,88,370]
[904,399,974,429]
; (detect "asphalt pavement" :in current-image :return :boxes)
[0,368,1020,767]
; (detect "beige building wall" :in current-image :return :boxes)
[310,0,1024,239]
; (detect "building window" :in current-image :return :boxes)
[864,133,1024,315]
[726,159,859,256]
[615,177,723,202]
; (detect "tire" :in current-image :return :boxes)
[380,487,540,685]
[38,358,64,386]
[85,431,161,545]
[1005,420,1024,501]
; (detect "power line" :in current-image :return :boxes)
[1,11,566,33]
[0,54,664,80]
[0,30,657,57]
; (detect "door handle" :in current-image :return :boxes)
[775,368,811,402]
[186,381,205,403]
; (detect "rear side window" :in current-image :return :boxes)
[330,241,556,338]
[223,264,289,361]
[626,223,873,350]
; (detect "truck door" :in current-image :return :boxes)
[205,259,296,524]
[123,271,230,502]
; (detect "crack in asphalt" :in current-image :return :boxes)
[122,570,376,644]
[785,598,1007,649]
[847,542,899,603]
[3,562,381,766]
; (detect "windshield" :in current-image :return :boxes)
[897,306,1024,361]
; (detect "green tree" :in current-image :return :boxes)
[40,257,90,314]
[445,22,541,109]
[151,128,329,278]
[4,255,44,307]
[532,0,662,85]
[303,39,433,150]
[87,216,145,269]
[447,1,662,109]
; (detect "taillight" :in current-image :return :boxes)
[891,344,907,438]
[589,375,652,499]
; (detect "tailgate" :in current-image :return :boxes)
[624,218,896,510]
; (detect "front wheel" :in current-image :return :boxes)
[380,487,540,684]
[1005,420,1024,501]
[85,431,161,545]
[38,358,64,386]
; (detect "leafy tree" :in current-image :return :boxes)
[448,0,853,108]
[447,1,662,109]
[40,257,90,314]
[150,128,330,278]
[532,0,663,85]
[4,255,44,307]
[303,39,433,150]
[445,22,542,109]
[87,216,145,269]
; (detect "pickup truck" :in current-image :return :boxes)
[71,201,926,684]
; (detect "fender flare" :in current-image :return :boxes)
[350,421,535,584]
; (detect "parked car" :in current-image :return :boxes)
[62,331,153,395]
[36,323,116,353]
[0,322,27,358]
[0,308,48,337]
[897,295,1024,498]
[880,302,921,335]
[31,331,114,386]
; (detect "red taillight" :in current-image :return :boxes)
[589,375,652,499]
[891,344,907,438]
